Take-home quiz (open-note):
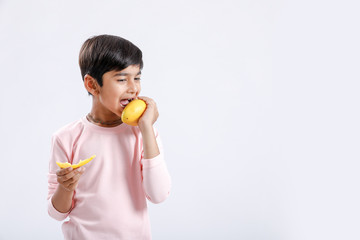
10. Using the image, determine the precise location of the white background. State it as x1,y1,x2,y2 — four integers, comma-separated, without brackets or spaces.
0,0,359,239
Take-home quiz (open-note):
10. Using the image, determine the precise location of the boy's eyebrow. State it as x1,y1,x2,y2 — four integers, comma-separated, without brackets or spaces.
113,71,141,77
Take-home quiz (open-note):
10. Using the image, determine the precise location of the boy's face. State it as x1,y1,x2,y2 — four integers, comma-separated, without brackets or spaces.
93,64,142,118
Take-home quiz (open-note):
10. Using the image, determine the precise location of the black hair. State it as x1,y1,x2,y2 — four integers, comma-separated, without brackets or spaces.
79,34,143,96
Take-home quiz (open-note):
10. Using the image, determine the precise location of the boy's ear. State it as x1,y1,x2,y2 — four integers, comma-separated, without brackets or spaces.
84,74,100,95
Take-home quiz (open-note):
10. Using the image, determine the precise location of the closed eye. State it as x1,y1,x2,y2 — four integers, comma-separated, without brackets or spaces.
117,78,141,82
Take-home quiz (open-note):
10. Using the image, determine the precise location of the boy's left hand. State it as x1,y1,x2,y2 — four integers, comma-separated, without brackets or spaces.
136,96,159,129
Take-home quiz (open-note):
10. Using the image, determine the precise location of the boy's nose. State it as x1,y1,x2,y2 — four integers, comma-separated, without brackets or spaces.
127,80,138,93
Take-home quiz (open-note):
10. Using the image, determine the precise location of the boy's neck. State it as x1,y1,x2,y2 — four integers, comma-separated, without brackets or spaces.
86,113,123,127
88,99,122,127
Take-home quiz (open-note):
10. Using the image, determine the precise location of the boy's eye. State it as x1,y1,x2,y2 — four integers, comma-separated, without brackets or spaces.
117,78,141,82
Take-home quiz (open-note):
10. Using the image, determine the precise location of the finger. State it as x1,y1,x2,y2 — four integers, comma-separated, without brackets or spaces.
69,168,85,183
138,98,155,108
59,169,79,182
75,167,86,175
63,177,76,187
64,173,82,190
56,166,73,176
58,174,71,184
62,168,85,185
57,168,74,184
63,170,84,185
137,96,153,103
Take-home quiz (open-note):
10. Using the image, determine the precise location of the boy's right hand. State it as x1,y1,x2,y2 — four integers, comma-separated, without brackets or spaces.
56,167,85,192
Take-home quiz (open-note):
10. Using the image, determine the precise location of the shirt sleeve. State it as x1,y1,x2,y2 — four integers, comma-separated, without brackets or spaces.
140,129,172,204
47,134,74,221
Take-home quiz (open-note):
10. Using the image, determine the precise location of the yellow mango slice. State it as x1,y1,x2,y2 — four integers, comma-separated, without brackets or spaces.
56,155,96,169
56,162,72,168
121,99,146,126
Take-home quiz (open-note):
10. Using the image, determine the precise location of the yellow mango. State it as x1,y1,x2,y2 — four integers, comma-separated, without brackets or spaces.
121,99,146,126
56,155,96,169
56,162,72,168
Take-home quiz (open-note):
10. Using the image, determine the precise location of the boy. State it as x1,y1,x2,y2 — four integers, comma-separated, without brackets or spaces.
47,34,171,239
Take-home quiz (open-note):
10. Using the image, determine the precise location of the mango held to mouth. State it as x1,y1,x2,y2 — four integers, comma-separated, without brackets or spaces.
121,99,147,126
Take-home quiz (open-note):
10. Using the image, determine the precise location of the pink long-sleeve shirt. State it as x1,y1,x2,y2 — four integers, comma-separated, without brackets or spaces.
47,116,171,240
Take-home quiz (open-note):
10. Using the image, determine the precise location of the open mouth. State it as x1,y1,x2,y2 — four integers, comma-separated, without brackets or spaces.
120,98,135,107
